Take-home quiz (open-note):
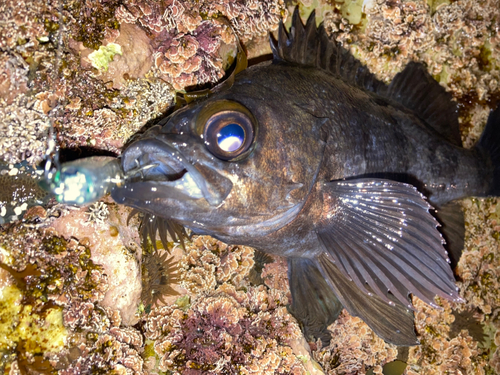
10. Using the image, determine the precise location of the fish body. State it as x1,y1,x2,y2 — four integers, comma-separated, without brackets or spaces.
111,10,500,345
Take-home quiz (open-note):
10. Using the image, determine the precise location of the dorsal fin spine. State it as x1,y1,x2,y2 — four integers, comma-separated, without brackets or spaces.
270,7,462,146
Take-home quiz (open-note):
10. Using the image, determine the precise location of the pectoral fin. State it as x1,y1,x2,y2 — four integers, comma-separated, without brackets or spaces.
317,178,462,311
287,257,343,344
316,253,419,346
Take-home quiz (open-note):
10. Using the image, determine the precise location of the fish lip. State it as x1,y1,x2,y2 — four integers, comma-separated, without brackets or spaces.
121,137,231,206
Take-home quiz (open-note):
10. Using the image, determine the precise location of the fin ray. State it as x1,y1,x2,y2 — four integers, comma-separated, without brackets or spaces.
288,257,343,344
317,253,419,346
435,201,465,270
317,178,462,309
477,105,500,195
272,9,461,145
383,62,461,145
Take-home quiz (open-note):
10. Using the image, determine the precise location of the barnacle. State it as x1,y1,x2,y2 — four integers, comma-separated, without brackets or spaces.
84,201,109,226
141,249,181,308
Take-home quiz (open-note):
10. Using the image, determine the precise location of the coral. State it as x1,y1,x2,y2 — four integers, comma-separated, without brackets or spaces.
116,0,287,89
180,235,255,293
406,297,488,375
0,0,175,162
323,0,434,81
0,0,48,51
457,198,500,316
0,95,51,165
1,1,500,374
0,51,29,105
56,324,146,375
261,255,290,298
0,0,285,162
313,310,398,375
140,235,324,374
144,284,306,374
153,22,227,90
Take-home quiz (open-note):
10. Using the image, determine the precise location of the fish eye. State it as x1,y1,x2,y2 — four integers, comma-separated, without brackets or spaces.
217,123,245,152
200,101,257,161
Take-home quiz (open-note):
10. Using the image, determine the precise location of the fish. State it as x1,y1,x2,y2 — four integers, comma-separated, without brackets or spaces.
51,9,500,346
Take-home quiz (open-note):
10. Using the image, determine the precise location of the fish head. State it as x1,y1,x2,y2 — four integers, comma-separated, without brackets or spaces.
112,71,327,238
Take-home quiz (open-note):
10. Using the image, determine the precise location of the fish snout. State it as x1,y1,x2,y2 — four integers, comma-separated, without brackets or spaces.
120,137,232,206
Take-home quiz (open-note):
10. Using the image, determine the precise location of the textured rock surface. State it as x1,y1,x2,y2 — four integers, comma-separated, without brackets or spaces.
0,0,499,374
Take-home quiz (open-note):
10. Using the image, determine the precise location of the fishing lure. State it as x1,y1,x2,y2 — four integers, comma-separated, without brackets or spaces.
0,162,51,224
42,156,124,205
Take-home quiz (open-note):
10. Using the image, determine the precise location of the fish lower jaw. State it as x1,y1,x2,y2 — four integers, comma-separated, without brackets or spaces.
157,172,204,199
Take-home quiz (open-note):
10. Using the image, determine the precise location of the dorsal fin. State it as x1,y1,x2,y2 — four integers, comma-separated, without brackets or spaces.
270,8,462,146
270,8,385,96
382,63,462,146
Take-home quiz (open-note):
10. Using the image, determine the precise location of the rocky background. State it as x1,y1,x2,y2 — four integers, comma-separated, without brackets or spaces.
0,0,499,374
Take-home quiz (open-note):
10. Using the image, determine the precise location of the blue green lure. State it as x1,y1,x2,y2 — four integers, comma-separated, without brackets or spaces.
42,156,125,205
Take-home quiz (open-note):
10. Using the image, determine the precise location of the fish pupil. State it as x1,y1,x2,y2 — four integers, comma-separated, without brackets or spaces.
216,123,245,152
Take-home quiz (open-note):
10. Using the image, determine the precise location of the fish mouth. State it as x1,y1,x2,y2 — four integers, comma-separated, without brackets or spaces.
119,137,232,206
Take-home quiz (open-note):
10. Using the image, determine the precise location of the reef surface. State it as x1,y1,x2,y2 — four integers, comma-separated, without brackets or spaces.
0,0,499,374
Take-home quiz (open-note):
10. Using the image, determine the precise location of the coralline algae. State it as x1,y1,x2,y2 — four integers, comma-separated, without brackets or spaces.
0,0,499,374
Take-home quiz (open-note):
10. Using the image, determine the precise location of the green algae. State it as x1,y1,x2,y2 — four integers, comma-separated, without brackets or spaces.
0,227,106,372
175,295,191,311
0,285,67,372
88,43,123,72
426,0,451,14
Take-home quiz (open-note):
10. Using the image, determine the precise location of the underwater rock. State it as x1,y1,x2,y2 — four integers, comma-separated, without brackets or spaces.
81,23,153,90
0,0,500,374
180,235,255,294
313,310,398,375
51,199,143,325
116,0,287,90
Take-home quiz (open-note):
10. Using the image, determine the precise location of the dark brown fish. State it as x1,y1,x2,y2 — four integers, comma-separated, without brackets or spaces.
111,10,500,345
